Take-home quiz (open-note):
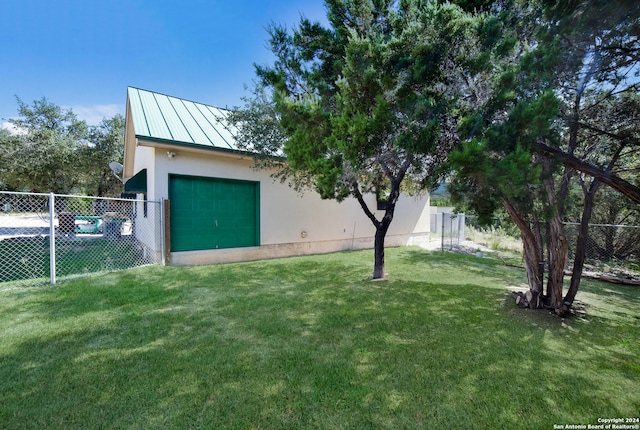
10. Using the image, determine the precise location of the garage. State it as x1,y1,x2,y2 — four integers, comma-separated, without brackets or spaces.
124,87,431,265
169,175,260,252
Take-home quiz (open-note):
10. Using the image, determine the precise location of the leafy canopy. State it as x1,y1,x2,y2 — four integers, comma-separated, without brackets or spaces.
1,97,88,194
252,0,487,204
0,97,125,196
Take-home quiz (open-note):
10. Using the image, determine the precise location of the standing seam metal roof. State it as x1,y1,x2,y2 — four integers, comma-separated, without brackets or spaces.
127,87,239,151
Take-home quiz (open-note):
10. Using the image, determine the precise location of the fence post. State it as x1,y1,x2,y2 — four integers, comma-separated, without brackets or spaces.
441,212,445,252
159,198,165,266
163,199,171,265
49,192,56,285
449,213,454,249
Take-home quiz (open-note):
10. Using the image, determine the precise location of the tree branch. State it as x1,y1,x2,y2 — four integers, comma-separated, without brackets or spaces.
571,120,637,145
352,181,380,228
536,141,640,204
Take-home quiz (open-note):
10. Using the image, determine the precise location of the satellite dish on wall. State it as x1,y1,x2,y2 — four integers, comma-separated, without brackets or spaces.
109,162,124,182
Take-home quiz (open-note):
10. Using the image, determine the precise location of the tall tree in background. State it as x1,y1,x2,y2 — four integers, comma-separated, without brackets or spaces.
0,98,125,196
1,97,87,194
0,128,22,191
536,0,640,308
79,114,125,197
239,0,488,278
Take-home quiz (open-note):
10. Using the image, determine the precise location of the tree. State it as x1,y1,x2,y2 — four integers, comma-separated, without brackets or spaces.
522,0,639,311
79,114,125,197
2,97,88,194
241,0,485,278
0,128,22,191
0,98,126,197
450,90,563,309
226,84,311,191
449,0,640,315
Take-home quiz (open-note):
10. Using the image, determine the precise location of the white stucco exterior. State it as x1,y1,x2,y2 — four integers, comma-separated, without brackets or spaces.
127,141,430,265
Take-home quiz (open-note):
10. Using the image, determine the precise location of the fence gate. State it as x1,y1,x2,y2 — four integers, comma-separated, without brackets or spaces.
0,191,164,288
430,211,466,251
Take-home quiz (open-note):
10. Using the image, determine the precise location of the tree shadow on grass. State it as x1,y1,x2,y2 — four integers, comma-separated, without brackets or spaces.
1,251,638,428
398,247,502,269
394,247,527,292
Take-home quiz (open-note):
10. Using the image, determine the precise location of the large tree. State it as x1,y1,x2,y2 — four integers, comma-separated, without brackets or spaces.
449,0,640,315
1,97,88,194
1,98,126,197
239,0,487,278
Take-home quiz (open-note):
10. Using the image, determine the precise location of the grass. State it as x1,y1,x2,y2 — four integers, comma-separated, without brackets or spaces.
466,225,524,254
0,248,638,429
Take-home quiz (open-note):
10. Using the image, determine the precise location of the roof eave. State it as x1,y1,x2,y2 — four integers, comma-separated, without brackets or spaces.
135,135,254,159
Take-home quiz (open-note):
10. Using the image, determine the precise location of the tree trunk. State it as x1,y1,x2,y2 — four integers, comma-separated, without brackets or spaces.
533,213,545,281
537,154,569,314
546,213,568,312
373,224,388,279
351,179,400,280
372,185,397,279
97,173,107,198
503,199,544,307
564,179,600,308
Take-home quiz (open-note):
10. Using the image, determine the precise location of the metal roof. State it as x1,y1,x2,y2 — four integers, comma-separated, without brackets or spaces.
127,87,239,151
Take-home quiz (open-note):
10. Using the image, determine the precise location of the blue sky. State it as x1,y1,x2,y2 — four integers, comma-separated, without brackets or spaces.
0,0,327,127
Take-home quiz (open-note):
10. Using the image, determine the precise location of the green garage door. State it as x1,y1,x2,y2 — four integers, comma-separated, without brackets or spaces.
169,175,260,252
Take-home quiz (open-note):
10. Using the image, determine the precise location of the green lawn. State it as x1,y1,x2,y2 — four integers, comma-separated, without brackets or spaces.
0,248,638,429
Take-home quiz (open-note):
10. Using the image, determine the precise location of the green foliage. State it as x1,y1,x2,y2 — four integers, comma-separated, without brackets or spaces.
80,115,125,197
0,129,22,191
430,195,453,207
0,98,124,196
2,97,88,193
450,0,639,221
236,0,492,277
450,0,496,12
253,0,482,203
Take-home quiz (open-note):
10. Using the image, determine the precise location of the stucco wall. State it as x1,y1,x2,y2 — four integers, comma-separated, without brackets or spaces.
129,145,159,253
134,143,430,265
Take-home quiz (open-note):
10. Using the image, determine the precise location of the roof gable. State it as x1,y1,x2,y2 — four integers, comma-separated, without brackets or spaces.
127,87,238,151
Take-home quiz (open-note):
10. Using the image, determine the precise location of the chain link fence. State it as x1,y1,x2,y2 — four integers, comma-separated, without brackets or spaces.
564,222,640,273
459,215,639,276
0,191,164,288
